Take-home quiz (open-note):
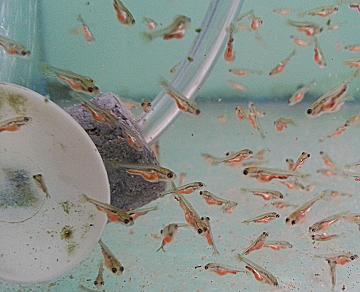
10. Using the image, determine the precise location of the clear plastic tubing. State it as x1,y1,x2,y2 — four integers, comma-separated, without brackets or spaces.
137,0,244,145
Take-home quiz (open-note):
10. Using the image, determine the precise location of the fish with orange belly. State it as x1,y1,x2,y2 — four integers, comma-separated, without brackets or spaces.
199,191,238,213
156,223,188,252
308,212,349,233
0,116,31,133
243,166,308,183
224,24,236,62
274,117,295,132
242,212,280,224
0,35,31,57
143,15,191,41
240,188,284,201
285,193,325,226
204,263,243,276
269,49,296,76
42,64,99,96
201,149,253,167
113,0,135,26
160,182,205,197
99,239,124,275
237,254,279,286
160,79,200,115
108,162,176,183
242,232,269,255
288,80,316,106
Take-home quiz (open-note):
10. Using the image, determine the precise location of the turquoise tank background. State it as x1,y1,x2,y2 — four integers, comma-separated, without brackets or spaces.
39,0,360,101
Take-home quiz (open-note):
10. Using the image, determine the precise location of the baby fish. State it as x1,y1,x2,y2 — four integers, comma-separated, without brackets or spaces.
273,8,291,17
99,239,124,275
143,15,191,41
344,44,360,52
306,82,348,118
319,151,337,169
156,223,187,252
309,212,349,233
161,182,205,196
235,105,248,121
263,241,293,250
319,124,348,142
269,49,296,76
127,206,158,221
325,253,358,289
344,58,360,69
285,158,295,171
229,68,263,77
279,178,314,192
143,17,157,31
291,152,311,171
0,116,31,133
274,117,295,132
81,194,133,225
271,201,297,209
311,233,339,242
317,168,346,178
110,162,176,183
285,194,325,226
250,15,263,31
243,166,308,183
80,100,118,128
201,149,253,167
174,194,207,234
313,37,327,68
42,64,99,95
199,190,238,213
287,20,323,37
94,261,104,288
242,212,280,224
204,263,242,276
141,101,152,113
320,189,353,199
113,0,135,26
290,35,310,48
344,213,360,231
288,80,316,106
345,160,360,170
237,254,279,286
240,188,284,201
32,174,51,199
228,81,247,92
349,3,360,12
201,216,220,255
224,24,236,62
0,35,31,57
160,79,200,115
299,5,339,18
77,14,95,42
242,231,269,255
248,102,266,138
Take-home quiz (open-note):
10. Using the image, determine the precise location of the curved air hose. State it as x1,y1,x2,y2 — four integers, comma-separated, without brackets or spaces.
137,0,245,145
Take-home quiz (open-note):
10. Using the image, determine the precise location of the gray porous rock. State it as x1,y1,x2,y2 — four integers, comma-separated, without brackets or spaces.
66,93,165,210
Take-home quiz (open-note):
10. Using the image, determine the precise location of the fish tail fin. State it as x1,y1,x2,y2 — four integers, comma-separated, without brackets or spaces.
80,193,90,203
142,32,153,42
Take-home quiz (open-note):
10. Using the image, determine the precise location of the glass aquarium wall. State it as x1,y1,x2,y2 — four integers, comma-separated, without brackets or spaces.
1,0,360,292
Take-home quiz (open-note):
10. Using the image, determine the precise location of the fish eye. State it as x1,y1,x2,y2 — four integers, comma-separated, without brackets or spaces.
21,50,28,56
167,172,174,178
243,169,249,175
174,224,178,228
197,228,203,234
160,229,163,234
306,108,313,114
307,153,310,157
203,227,208,232
263,232,268,236
141,102,145,106
344,123,349,127
101,281,104,285
319,151,323,155
201,217,204,220
124,219,129,224
311,235,315,240
24,117,31,122
276,214,280,218
200,183,204,187
195,109,201,115
94,281,98,285
351,255,357,260
285,218,290,223
291,220,296,225
112,267,117,273
119,266,125,272
204,265,209,270
206,217,210,220
199,191,203,195
226,152,230,156
248,150,253,154
88,87,94,92
302,152,305,155
280,194,284,199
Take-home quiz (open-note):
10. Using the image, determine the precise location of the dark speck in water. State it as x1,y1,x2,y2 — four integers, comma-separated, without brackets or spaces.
60,225,74,241
195,28,202,33
187,57,194,62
